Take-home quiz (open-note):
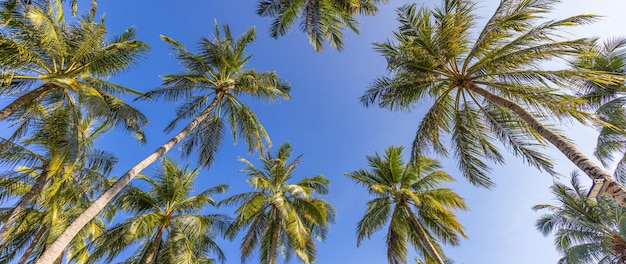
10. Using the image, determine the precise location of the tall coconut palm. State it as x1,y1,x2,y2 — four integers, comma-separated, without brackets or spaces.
534,173,626,263
0,1,148,142
0,109,116,243
221,142,335,264
35,22,290,263
346,146,467,264
361,0,626,205
86,157,229,264
574,38,626,182
257,0,388,51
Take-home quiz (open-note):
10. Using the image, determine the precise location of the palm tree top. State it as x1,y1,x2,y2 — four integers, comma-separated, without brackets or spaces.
534,172,626,263
87,157,229,263
347,146,467,264
363,0,604,110
256,0,389,51
222,142,335,264
360,0,623,188
0,0,150,142
153,22,291,99
138,21,291,167
1,1,148,84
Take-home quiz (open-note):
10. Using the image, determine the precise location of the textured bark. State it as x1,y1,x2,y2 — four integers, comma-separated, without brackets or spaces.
0,170,49,242
53,249,63,264
144,224,165,264
405,205,445,264
467,83,626,207
269,208,280,264
34,93,225,264
0,83,54,121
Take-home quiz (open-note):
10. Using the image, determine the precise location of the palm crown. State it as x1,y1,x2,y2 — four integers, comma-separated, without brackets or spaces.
86,157,229,264
0,1,149,141
347,146,467,264
221,142,335,264
141,22,291,167
534,173,626,263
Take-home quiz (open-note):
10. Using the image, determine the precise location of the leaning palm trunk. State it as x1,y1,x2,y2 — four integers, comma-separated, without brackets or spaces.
0,84,54,121
0,170,49,241
34,93,224,264
144,225,165,264
405,205,445,264
467,83,626,206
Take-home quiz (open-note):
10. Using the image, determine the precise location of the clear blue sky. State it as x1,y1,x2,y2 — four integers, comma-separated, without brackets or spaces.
3,0,626,263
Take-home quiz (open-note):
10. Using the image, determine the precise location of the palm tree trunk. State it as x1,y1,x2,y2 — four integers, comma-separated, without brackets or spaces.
17,227,45,264
53,249,65,264
0,83,54,121
34,92,225,264
404,204,445,264
269,208,280,264
467,83,626,207
144,225,165,264
0,170,49,242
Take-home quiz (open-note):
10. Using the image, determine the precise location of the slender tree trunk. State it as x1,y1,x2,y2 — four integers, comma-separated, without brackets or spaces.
269,208,280,264
0,83,54,121
34,93,225,264
17,227,45,264
404,204,445,264
0,170,49,242
144,224,165,264
467,83,626,207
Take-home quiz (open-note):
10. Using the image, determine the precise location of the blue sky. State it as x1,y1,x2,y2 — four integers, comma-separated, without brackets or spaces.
3,0,626,263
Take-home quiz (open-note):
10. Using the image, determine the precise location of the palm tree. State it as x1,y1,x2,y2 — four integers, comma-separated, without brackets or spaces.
221,142,335,264
35,22,291,263
574,38,626,182
0,144,113,264
346,146,467,264
0,179,109,264
361,0,626,205
534,173,626,263
0,1,148,141
0,109,116,243
86,157,229,264
257,0,388,51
